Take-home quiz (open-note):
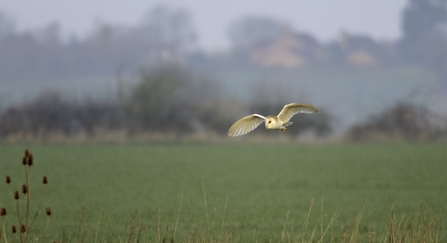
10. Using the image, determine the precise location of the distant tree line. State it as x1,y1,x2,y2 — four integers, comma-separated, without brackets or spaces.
0,91,124,138
0,65,334,140
0,0,446,82
2,64,447,141
0,5,196,81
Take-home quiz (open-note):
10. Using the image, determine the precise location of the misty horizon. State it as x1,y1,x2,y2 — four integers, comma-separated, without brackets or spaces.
1,0,407,51
1,0,446,141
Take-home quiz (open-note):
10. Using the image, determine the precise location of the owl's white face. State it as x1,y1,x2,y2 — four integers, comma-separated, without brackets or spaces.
265,116,279,129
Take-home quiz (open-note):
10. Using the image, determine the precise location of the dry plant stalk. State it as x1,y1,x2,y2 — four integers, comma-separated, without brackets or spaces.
1,149,51,243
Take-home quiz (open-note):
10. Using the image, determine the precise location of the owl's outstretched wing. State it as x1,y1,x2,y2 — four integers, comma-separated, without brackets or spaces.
228,114,266,137
277,103,320,122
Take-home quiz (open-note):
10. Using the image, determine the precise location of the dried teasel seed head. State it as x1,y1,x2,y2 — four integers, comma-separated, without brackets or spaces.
14,191,19,200
24,149,30,158
43,176,48,184
0,207,6,216
6,175,11,184
20,224,26,233
12,225,17,234
22,156,27,165
46,207,52,216
22,184,28,194
28,154,33,166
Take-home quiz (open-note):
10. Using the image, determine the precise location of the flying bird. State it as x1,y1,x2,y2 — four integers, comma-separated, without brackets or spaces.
228,103,320,137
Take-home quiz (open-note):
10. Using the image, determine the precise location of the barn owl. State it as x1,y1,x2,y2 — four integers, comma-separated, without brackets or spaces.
228,103,320,137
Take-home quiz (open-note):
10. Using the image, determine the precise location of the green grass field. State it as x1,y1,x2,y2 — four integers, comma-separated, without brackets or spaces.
1,143,446,242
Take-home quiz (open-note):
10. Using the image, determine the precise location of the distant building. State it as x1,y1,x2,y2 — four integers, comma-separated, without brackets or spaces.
246,30,394,68
248,31,324,68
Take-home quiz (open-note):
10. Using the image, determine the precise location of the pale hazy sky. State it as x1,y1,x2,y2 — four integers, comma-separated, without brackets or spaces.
1,0,407,50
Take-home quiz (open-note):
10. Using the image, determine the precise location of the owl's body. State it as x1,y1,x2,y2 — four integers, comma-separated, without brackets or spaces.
228,103,319,137
264,116,292,131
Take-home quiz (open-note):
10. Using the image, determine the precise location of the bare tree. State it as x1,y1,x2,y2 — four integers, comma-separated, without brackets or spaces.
400,0,447,68
140,4,197,52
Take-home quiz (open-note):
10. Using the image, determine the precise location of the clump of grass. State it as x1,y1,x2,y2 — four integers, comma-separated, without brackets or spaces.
1,149,51,243
385,205,443,243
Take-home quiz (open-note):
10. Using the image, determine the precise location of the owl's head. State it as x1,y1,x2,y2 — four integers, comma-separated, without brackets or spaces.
265,116,278,129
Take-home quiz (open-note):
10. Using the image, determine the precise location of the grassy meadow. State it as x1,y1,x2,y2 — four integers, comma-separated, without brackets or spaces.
1,142,446,242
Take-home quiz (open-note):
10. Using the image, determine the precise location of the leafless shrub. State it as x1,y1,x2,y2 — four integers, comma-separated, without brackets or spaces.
348,102,447,141
0,91,124,138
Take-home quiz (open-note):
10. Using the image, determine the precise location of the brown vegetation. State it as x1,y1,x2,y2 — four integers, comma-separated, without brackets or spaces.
348,102,447,141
